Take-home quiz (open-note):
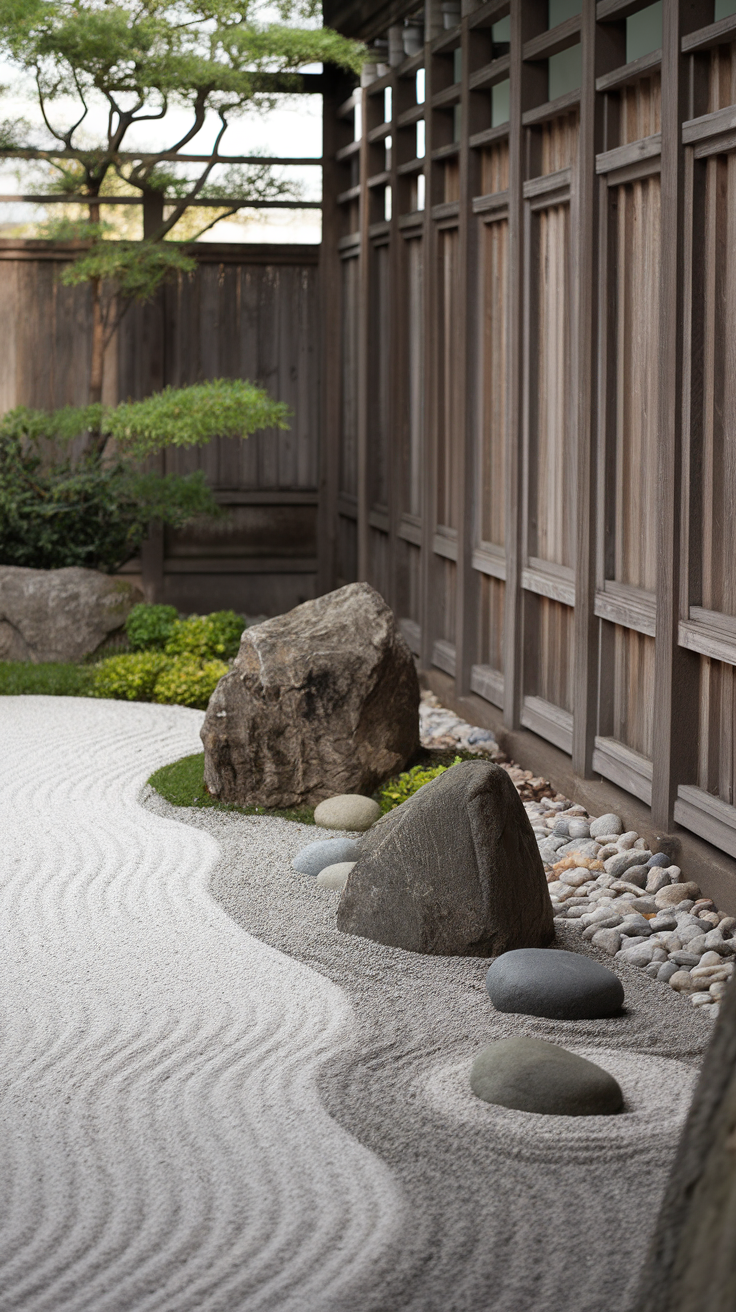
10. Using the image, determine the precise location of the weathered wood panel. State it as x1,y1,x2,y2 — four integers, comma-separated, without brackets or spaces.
479,216,507,550
614,174,660,593
368,240,391,509
436,225,461,532
698,656,736,808
613,624,656,760
403,235,424,519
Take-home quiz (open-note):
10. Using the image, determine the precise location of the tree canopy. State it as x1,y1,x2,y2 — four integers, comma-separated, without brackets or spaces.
0,0,363,242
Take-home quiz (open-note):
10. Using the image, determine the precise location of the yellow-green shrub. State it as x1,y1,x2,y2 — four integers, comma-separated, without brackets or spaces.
91,651,227,709
377,757,462,814
164,611,244,660
91,651,169,701
152,657,228,709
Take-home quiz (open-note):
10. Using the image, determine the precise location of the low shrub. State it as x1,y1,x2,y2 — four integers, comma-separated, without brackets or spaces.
125,603,179,651
164,610,245,661
152,657,228,709
91,650,228,709
377,757,462,814
91,651,169,701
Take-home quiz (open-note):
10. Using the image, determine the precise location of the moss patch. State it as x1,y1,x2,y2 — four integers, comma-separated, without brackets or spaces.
148,751,315,825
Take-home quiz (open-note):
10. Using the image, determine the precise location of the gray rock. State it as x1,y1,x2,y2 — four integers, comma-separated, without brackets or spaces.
591,928,623,955
567,819,591,839
623,866,650,889
646,852,671,868
590,814,623,838
292,837,361,876
0,565,142,663
621,912,653,935
201,582,420,809
604,849,654,878
657,961,679,983
669,951,702,968
655,882,702,908
619,935,652,952
704,929,735,955
646,868,672,894
485,947,624,1020
646,961,661,978
316,861,355,890
314,795,381,831
337,760,554,957
470,1037,624,1116
628,895,658,915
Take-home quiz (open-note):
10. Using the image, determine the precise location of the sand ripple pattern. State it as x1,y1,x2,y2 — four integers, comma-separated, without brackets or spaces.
0,697,401,1312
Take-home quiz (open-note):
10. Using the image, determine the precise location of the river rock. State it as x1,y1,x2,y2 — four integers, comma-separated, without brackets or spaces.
337,759,554,957
470,1037,624,1116
0,565,142,663
655,882,702,908
485,948,624,1019
292,837,361,876
591,928,623,955
605,849,653,878
200,582,420,809
316,861,355,889
646,868,673,894
590,814,623,838
314,795,381,831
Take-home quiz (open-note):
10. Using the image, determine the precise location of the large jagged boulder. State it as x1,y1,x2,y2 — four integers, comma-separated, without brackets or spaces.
200,582,420,809
0,566,142,663
336,759,555,956
633,975,736,1312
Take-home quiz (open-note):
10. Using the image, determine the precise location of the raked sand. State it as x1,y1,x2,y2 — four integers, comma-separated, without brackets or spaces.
0,697,715,1311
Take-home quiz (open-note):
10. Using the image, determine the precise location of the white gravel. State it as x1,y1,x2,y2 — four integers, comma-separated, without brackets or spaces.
0,697,400,1312
0,694,716,1312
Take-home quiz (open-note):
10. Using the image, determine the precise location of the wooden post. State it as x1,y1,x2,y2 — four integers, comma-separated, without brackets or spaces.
651,0,709,829
419,18,439,670
318,68,353,596
453,8,475,697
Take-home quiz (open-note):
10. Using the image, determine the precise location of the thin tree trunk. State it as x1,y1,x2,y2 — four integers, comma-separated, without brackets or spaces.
89,275,104,407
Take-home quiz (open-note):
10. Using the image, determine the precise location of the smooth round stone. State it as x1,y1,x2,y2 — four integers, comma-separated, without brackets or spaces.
485,948,624,1020
292,837,361,876
313,795,381,831
589,813,623,838
647,852,671,868
470,1037,624,1117
316,861,356,890
655,882,702,908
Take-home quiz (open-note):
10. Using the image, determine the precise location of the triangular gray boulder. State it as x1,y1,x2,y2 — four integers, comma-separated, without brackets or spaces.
336,760,554,956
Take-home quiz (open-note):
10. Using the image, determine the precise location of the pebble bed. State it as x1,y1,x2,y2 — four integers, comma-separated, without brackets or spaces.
420,690,731,1020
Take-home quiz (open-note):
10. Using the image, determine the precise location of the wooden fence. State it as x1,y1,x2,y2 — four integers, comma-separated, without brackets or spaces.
0,239,322,618
319,0,736,853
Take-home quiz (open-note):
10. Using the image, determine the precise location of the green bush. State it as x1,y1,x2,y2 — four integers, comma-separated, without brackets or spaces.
0,412,220,573
152,657,228,709
377,757,462,814
91,651,169,701
164,610,245,660
90,650,227,709
125,603,179,651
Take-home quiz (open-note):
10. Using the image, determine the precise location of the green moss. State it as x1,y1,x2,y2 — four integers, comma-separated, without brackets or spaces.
0,661,94,696
148,751,315,824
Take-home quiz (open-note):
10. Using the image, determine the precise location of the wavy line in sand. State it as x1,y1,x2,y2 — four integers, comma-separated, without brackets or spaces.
0,696,402,1312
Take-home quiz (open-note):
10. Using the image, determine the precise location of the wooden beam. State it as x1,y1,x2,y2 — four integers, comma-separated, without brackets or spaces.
651,0,711,829
453,7,475,697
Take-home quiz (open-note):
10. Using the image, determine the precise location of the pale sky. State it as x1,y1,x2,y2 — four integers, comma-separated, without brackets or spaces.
0,49,325,244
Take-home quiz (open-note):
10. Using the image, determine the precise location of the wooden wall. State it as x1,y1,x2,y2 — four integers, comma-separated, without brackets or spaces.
0,241,321,617
322,0,736,860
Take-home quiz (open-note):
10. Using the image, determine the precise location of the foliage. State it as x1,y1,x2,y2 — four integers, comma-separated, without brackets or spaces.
151,656,229,708
147,750,315,824
0,415,220,572
163,610,245,660
377,757,463,815
107,380,291,457
90,650,169,700
90,649,228,707
0,660,94,696
0,0,364,251
58,233,197,301
125,603,179,651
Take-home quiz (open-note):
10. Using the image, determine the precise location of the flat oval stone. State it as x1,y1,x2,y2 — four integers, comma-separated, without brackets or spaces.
292,837,361,876
316,861,355,890
314,795,381,831
470,1037,624,1116
486,948,624,1019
